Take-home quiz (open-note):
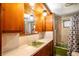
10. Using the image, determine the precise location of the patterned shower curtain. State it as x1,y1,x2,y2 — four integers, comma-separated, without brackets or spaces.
68,14,79,56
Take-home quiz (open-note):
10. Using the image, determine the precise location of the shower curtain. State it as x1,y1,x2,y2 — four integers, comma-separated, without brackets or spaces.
68,14,79,56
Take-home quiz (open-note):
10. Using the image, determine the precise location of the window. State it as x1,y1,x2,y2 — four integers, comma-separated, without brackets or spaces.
63,20,71,28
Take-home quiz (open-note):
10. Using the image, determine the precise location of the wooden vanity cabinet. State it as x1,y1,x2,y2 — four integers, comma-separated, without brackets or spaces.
1,3,24,32
33,40,53,56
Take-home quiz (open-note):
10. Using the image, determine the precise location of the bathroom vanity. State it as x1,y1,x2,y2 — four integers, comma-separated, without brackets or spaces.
33,40,53,56
2,32,53,56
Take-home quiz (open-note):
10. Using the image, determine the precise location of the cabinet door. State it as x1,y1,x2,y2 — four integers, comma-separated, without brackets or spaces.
35,14,54,32
46,14,54,31
35,16,43,32
33,40,53,56
2,3,24,32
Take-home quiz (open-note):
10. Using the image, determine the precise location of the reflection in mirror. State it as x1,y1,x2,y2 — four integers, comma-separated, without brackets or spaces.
24,14,38,35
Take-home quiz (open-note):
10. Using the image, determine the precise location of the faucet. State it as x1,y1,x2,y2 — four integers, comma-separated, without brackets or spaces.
39,32,45,39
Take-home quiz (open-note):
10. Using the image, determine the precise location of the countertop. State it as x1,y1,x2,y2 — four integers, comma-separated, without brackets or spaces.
3,38,53,56
2,32,53,56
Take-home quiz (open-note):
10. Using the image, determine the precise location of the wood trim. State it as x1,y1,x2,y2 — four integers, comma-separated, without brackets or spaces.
43,3,52,14
2,30,21,33
0,3,2,56
20,33,38,36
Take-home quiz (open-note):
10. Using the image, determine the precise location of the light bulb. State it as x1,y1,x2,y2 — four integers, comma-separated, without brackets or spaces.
33,25,35,29
43,10,47,16
30,15,34,20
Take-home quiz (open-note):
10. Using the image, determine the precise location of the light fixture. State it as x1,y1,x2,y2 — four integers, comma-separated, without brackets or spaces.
24,14,30,18
30,15,34,20
42,10,47,31
33,25,35,29
43,10,47,16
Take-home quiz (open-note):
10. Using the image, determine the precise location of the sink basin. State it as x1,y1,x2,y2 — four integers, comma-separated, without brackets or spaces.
31,41,44,47
26,39,44,47
19,35,45,48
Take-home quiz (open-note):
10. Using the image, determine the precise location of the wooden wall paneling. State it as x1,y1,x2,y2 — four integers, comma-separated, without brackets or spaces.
0,3,2,56
35,15,44,32
34,3,44,32
34,3,54,32
2,3,24,32
43,3,54,31
24,3,31,14
46,14,54,31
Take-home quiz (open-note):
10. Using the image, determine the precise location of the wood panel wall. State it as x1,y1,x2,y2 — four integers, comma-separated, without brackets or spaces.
1,3,24,33
46,14,54,31
0,3,2,56
24,3,54,32
34,4,44,32
34,3,54,32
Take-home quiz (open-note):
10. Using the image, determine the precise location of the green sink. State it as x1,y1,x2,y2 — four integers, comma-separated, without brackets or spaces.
32,41,44,47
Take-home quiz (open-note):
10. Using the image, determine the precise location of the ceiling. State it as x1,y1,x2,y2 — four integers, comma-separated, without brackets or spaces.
46,3,79,16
